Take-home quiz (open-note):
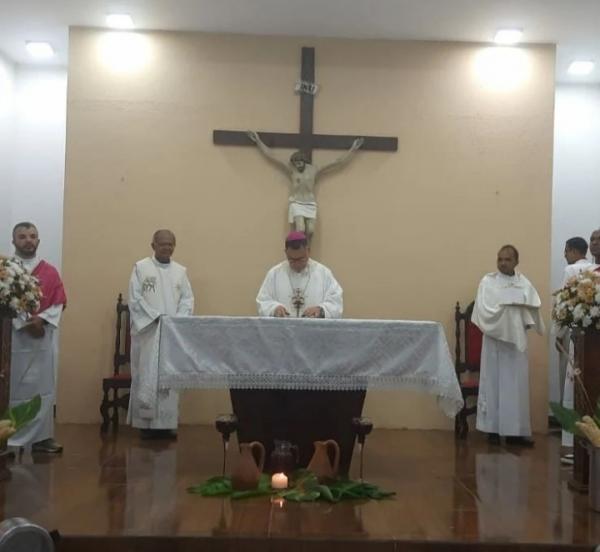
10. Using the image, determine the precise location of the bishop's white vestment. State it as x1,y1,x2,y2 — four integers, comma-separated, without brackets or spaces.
472,271,544,437
127,256,194,429
256,258,343,318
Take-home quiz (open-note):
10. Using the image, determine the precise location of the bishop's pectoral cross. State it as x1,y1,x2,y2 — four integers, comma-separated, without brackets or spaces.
213,47,398,162
291,288,305,318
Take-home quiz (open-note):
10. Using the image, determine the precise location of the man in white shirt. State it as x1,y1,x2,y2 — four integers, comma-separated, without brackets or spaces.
557,237,592,455
472,245,544,447
256,231,343,318
561,237,592,286
127,229,194,440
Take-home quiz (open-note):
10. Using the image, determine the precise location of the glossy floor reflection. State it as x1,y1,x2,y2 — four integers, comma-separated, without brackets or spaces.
0,425,598,551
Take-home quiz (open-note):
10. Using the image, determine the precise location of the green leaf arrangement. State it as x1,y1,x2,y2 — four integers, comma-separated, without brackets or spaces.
550,397,600,438
7,394,42,431
187,469,395,503
0,394,42,441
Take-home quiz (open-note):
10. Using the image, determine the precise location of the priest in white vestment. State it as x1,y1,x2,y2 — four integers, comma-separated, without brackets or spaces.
556,237,593,451
9,222,67,454
256,231,343,318
128,230,194,439
472,245,544,446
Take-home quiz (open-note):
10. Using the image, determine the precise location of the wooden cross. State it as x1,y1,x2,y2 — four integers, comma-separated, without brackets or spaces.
213,47,398,162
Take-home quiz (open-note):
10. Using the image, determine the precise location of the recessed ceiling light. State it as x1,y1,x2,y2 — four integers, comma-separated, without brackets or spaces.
494,29,523,45
568,60,595,76
25,41,54,59
106,14,134,29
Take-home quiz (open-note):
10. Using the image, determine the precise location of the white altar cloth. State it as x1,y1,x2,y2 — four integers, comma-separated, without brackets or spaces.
140,316,463,418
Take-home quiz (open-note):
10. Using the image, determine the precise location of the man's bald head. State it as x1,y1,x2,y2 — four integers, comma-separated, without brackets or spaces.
153,229,176,243
151,229,176,263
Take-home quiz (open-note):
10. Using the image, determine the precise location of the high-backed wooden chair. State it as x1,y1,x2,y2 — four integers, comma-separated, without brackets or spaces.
454,301,483,439
100,294,131,432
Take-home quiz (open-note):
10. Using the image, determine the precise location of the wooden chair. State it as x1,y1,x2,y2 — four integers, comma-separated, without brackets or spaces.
100,294,131,432
454,301,483,439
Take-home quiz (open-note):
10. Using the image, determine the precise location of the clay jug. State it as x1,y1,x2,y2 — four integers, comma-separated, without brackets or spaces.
231,441,265,490
307,439,340,482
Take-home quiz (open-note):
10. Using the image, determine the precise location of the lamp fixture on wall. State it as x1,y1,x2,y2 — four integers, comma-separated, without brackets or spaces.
25,41,54,59
106,14,135,30
568,61,595,76
494,29,523,45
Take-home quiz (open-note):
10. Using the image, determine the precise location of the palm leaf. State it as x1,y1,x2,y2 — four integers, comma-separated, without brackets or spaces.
187,476,232,496
550,401,583,436
3,395,41,431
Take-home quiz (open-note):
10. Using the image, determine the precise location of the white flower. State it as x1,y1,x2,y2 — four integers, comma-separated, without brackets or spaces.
590,306,600,318
583,315,593,328
573,304,585,321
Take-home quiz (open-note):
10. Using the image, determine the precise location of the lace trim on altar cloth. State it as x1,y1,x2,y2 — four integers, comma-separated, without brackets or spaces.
159,373,463,418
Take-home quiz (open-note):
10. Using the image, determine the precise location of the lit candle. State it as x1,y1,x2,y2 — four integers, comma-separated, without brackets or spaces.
271,472,288,489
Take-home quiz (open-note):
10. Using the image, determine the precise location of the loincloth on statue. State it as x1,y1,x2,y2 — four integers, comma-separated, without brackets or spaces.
288,200,317,223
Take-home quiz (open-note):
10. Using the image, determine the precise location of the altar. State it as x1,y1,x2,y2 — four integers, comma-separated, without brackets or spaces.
143,316,462,472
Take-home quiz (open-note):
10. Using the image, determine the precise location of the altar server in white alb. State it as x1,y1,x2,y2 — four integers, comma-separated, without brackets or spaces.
9,222,67,453
472,245,544,447
256,231,343,319
128,229,194,440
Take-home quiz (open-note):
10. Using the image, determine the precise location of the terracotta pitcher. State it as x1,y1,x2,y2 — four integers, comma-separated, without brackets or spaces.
231,441,265,490
307,439,340,482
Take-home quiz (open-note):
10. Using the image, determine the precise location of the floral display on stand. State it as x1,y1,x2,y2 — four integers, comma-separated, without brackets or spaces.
550,269,600,442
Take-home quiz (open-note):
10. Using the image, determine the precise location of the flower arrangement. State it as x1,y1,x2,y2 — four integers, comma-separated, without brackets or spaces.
0,256,41,316
552,270,600,330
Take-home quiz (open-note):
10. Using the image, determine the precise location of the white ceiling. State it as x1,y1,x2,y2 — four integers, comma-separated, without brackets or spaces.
1,0,599,83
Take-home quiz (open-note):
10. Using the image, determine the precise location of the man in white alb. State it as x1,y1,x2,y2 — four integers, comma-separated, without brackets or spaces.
9,222,67,453
473,245,544,447
556,237,592,455
256,231,343,319
128,229,194,439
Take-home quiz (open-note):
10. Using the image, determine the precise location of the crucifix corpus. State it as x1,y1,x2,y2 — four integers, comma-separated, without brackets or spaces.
213,47,398,242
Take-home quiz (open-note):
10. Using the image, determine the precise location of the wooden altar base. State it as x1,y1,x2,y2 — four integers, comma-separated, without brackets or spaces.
1,424,599,552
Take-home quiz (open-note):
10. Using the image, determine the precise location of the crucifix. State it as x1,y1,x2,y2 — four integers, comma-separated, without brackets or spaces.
213,47,398,240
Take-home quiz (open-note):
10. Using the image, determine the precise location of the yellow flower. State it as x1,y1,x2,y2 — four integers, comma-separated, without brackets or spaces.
0,420,16,441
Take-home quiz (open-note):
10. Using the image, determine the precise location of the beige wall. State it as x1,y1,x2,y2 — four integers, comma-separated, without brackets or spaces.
61,28,555,430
